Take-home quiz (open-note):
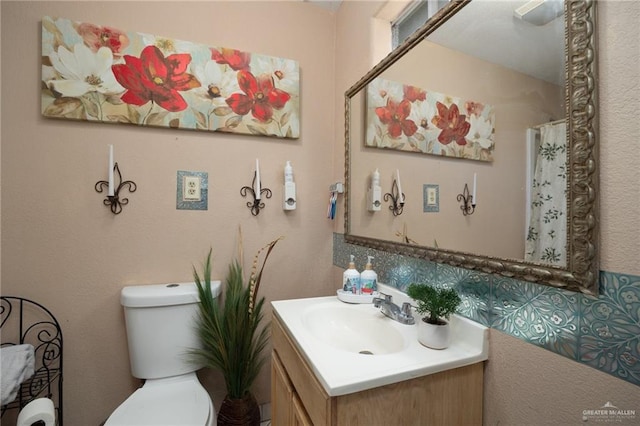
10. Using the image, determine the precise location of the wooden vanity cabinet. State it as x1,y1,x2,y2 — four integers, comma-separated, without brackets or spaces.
272,350,313,425
271,313,484,426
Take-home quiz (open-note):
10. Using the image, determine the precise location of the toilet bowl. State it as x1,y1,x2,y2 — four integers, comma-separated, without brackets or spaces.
105,281,222,425
105,373,214,426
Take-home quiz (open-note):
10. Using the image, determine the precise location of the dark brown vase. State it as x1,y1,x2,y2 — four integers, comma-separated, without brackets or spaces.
217,392,261,426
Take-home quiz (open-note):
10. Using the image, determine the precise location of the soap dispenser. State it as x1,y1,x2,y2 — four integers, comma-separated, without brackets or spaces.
343,255,361,294
360,256,378,294
367,169,382,212
283,161,296,210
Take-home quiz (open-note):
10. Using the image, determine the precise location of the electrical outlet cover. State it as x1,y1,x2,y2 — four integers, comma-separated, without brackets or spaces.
177,171,208,210
423,184,439,212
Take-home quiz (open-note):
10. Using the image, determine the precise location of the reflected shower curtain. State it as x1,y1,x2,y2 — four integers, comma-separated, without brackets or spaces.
524,121,567,266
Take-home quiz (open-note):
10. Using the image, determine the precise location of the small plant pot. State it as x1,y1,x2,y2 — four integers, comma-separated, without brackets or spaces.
417,318,450,349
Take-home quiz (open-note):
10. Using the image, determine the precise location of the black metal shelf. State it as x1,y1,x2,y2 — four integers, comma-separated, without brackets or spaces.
1,297,63,425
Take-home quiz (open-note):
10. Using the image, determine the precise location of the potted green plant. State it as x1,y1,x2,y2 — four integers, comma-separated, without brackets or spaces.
191,234,282,426
406,283,461,349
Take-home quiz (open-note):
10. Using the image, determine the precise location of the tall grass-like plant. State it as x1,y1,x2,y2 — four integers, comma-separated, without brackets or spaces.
191,234,282,403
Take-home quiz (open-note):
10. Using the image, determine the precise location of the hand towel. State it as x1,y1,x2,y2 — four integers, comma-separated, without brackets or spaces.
1,344,35,405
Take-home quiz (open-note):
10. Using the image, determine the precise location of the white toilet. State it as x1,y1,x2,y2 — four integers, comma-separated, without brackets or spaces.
105,281,222,426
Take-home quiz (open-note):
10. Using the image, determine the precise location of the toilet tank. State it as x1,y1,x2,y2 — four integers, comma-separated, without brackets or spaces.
120,281,222,379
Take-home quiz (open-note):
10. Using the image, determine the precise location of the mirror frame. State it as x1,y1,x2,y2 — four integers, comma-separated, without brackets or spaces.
344,0,599,294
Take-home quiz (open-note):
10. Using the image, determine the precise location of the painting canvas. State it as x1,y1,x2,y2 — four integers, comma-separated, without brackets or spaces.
366,77,495,161
41,16,300,139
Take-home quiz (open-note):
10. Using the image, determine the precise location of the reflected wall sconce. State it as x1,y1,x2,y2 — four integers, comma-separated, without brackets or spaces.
241,159,272,216
457,173,477,216
384,169,405,216
95,145,137,215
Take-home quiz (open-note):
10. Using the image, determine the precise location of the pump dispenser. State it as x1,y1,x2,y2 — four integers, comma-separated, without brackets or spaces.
342,255,360,294
367,168,382,212
283,161,296,210
360,256,378,294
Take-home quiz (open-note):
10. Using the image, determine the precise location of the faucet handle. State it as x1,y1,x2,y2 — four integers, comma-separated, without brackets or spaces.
401,302,415,316
379,292,393,302
400,302,416,325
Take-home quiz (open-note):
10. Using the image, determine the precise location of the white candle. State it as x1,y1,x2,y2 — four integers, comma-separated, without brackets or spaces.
108,145,114,197
255,159,261,200
396,169,404,203
472,173,477,205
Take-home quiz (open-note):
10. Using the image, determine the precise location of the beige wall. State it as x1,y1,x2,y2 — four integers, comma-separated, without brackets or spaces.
1,1,337,424
2,0,639,424
335,0,640,424
485,329,639,425
597,0,640,275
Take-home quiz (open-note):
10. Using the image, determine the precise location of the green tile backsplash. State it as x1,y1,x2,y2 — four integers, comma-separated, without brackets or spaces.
333,233,640,387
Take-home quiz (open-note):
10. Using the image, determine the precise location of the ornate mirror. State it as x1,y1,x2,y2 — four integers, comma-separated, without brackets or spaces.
344,0,598,294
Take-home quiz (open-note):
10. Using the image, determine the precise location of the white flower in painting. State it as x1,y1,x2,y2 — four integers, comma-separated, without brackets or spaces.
47,43,124,97
192,60,240,104
252,55,299,95
367,77,403,108
140,33,192,55
42,65,57,83
409,99,439,150
467,114,494,149
409,99,437,132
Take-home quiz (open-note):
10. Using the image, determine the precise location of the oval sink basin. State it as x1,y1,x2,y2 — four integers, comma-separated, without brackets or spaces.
301,304,406,355
273,289,489,396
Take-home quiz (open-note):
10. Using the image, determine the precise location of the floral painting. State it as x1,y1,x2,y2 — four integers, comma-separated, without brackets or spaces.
41,16,300,138
366,77,495,161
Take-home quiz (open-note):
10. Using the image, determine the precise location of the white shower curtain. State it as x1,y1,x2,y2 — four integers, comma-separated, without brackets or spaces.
524,121,567,266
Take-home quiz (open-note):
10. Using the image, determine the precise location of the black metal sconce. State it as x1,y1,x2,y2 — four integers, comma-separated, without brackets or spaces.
240,171,272,216
457,183,476,216
384,179,405,216
95,163,137,215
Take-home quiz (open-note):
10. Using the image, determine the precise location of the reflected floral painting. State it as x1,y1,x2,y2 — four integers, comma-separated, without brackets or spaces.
41,16,300,139
366,77,495,161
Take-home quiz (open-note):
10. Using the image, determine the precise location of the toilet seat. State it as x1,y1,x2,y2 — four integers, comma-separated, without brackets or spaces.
105,373,214,425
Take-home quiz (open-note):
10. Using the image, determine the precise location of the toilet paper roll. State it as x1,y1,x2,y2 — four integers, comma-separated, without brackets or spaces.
16,398,55,426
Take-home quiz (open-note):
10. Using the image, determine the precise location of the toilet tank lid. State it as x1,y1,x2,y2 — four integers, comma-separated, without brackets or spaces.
121,281,222,308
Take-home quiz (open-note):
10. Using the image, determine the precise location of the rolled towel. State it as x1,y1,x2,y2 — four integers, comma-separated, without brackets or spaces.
0,344,35,405
17,397,56,426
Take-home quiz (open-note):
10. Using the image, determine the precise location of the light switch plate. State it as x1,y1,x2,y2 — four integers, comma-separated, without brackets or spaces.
423,184,439,212
177,171,208,210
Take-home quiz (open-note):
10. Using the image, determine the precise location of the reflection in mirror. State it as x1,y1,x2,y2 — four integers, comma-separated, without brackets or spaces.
345,0,598,294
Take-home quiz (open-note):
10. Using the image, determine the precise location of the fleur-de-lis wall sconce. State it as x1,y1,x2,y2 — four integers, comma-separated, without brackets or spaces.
457,173,477,216
384,169,405,216
95,145,137,215
241,159,272,216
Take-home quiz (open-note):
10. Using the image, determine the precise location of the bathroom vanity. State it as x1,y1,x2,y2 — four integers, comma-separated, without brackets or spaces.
271,290,488,425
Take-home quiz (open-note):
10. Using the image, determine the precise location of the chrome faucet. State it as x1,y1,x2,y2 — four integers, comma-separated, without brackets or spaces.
373,293,415,325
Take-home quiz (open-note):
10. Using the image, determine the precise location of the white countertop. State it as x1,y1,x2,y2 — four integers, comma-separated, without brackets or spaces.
271,283,489,397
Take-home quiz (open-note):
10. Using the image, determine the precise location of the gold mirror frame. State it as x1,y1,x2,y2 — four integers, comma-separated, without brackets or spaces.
344,0,598,294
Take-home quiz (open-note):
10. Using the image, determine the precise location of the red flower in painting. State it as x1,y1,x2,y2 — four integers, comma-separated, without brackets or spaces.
226,70,291,122
375,99,418,138
211,48,251,71
431,102,471,145
77,23,129,56
403,84,426,102
465,101,485,117
111,45,201,112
